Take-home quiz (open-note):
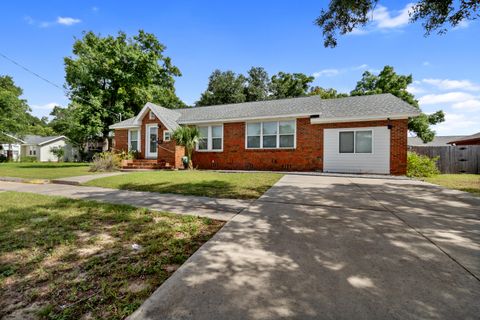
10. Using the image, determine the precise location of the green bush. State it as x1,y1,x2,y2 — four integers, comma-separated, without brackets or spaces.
407,152,440,178
89,152,121,172
20,156,37,163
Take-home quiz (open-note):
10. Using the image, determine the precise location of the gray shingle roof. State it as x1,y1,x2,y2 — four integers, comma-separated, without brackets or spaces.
408,136,466,147
110,93,420,129
447,132,480,144
147,102,181,131
23,135,66,145
176,93,420,123
109,117,137,129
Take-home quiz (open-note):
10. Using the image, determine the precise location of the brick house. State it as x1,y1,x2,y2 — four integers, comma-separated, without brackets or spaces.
109,93,420,175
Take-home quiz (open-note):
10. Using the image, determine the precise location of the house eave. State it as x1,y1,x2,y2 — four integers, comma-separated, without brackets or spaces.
309,114,417,124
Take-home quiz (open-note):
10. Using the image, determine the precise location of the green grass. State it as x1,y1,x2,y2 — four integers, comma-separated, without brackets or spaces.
424,174,480,195
85,170,283,199
0,192,223,320
0,162,94,179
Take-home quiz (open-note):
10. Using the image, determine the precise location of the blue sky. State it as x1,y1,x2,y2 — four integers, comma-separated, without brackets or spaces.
1,0,479,135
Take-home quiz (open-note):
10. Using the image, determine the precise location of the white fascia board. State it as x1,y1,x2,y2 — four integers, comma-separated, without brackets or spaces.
38,136,67,146
178,114,311,125
310,114,417,124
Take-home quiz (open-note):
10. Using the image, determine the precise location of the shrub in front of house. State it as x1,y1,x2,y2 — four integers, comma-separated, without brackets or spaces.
407,152,440,178
20,156,37,163
89,152,121,172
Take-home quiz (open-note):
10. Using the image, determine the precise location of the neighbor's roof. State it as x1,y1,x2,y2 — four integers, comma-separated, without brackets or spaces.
110,93,420,129
408,136,467,147
448,132,480,144
23,135,66,145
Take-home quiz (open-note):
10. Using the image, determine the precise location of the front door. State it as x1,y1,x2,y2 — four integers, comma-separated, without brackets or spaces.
145,124,158,158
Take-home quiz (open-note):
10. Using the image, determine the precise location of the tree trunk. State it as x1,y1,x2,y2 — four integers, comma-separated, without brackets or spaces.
7,143,12,161
187,148,193,170
102,136,109,152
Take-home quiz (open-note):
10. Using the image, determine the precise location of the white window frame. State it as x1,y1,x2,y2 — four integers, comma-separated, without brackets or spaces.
245,120,296,149
163,130,171,142
149,111,155,120
128,129,141,152
338,129,374,154
196,124,224,152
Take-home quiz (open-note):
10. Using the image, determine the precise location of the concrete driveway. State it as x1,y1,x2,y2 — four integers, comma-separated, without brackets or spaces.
129,174,480,320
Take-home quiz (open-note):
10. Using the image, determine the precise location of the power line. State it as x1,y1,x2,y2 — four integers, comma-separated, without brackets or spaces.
0,51,122,121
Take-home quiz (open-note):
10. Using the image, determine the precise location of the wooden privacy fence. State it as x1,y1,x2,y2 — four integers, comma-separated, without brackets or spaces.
409,145,480,174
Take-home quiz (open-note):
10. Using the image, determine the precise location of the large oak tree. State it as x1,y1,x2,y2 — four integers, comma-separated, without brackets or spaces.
63,30,185,149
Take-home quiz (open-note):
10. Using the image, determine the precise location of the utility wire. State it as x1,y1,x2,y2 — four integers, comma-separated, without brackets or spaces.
0,51,122,121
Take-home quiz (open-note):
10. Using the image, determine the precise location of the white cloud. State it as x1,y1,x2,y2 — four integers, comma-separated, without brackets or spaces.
92,6,99,13
452,99,480,111
353,64,368,70
419,92,475,105
372,3,414,29
30,102,59,111
26,16,81,27
454,20,470,30
313,69,340,78
432,112,480,135
422,61,430,66
56,17,81,26
406,85,425,95
422,78,480,91
348,3,414,35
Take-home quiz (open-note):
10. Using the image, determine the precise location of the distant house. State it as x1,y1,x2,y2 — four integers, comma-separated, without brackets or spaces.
448,132,480,145
0,135,78,162
21,135,78,162
0,134,23,161
110,93,420,175
408,135,467,147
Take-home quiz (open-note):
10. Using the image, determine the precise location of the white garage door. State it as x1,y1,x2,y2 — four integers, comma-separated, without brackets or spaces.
323,126,390,174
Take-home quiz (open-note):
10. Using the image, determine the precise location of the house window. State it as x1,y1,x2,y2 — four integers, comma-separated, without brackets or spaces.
163,130,171,142
197,125,223,151
339,130,372,154
149,111,155,120
246,120,295,149
128,129,140,152
29,146,36,156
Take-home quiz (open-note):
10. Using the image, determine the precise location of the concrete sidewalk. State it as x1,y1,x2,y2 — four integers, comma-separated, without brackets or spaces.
51,172,127,185
128,174,480,320
0,181,251,221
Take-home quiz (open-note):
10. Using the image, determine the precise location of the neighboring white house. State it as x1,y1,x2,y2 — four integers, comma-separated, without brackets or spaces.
20,135,78,162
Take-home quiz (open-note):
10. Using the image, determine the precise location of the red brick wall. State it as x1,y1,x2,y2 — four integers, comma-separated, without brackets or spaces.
114,129,128,152
192,118,409,175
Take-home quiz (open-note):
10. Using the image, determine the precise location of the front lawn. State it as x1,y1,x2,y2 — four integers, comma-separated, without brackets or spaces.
0,192,223,320
424,174,480,196
0,162,94,179
85,170,283,199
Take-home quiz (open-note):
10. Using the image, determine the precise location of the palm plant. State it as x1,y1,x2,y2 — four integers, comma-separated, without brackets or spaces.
172,126,200,169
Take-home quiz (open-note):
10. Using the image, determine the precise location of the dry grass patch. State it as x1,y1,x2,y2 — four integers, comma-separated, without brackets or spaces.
0,192,223,320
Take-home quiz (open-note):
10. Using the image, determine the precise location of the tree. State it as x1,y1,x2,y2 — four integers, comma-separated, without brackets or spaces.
196,70,246,106
64,30,184,150
269,72,315,99
0,75,29,143
49,105,91,148
316,0,480,47
309,86,348,99
245,67,270,102
350,66,444,142
50,146,65,162
172,126,200,169
25,114,56,136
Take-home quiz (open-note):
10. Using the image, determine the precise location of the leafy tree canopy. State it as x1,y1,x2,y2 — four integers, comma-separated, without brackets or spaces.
309,86,348,99
350,66,444,142
63,30,185,147
316,0,479,47
269,72,315,99
0,75,30,142
196,68,315,106
196,70,246,106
